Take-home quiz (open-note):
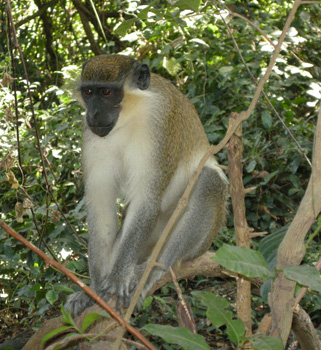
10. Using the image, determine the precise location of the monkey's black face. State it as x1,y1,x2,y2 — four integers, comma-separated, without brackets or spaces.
81,83,123,137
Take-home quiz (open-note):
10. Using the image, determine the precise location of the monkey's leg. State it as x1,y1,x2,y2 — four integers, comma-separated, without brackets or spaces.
140,166,228,302
65,191,118,316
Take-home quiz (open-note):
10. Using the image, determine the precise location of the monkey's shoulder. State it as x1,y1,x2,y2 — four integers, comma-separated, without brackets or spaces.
149,74,185,96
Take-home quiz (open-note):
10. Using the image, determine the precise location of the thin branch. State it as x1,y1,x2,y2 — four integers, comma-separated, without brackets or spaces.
221,4,312,168
226,113,252,336
6,12,22,176
270,90,321,344
15,0,58,27
0,221,157,350
30,207,59,262
228,11,276,48
292,305,321,350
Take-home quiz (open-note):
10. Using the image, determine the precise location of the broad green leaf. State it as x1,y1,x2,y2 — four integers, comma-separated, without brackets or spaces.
226,319,245,345
261,110,272,129
193,291,230,309
41,326,74,346
163,57,181,76
212,245,275,278
258,224,289,269
61,305,79,330
251,336,283,350
54,285,75,293
193,291,231,328
66,259,86,271
113,19,136,35
143,324,210,350
207,309,233,328
137,1,158,20
283,265,321,293
175,0,200,12
194,292,245,345
219,66,234,75
30,283,42,291
81,313,104,332
46,290,58,305
143,295,153,308
262,170,280,185
246,159,256,173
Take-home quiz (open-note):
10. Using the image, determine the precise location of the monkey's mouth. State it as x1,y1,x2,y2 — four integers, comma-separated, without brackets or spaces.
89,124,114,137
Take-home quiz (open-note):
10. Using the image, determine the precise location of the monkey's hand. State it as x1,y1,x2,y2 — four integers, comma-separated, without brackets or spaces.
100,266,143,310
99,274,138,311
64,291,94,317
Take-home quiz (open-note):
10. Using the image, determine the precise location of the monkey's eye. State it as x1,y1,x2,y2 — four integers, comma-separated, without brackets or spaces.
102,89,111,96
84,89,92,96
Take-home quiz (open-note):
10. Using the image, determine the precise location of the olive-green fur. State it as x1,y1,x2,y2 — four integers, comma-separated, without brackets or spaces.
82,55,136,82
147,73,210,194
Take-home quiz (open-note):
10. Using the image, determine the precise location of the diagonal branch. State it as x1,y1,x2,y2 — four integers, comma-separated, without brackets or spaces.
0,221,157,350
270,96,321,345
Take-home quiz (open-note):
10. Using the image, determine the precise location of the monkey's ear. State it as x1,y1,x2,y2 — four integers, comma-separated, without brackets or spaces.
133,63,150,90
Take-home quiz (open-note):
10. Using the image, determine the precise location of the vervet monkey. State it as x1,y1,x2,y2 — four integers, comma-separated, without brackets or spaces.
65,54,228,315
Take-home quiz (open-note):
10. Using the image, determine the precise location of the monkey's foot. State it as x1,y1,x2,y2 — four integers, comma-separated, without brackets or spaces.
100,275,138,311
64,291,94,317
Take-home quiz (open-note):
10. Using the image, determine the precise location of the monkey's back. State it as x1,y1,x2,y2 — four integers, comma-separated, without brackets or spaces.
148,73,212,167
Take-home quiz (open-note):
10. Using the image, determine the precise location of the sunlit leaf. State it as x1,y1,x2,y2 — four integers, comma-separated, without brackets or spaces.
212,245,275,278
283,265,321,293
143,324,210,350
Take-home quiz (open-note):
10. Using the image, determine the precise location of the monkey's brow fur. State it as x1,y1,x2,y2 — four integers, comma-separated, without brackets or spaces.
82,55,136,83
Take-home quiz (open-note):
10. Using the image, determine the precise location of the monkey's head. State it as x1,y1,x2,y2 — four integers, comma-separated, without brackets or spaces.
79,55,150,137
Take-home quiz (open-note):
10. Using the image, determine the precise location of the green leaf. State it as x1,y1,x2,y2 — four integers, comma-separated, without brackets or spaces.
262,170,279,185
193,291,230,309
246,159,256,173
137,1,158,20
163,57,181,76
283,265,321,293
193,292,245,346
175,0,200,12
219,66,234,75
61,305,79,330
30,283,42,291
226,319,245,345
212,245,275,278
41,326,74,346
251,336,283,350
261,110,272,129
193,291,231,328
46,290,58,305
81,313,104,332
259,224,289,269
143,324,210,350
143,295,153,308
113,18,136,35
54,285,75,293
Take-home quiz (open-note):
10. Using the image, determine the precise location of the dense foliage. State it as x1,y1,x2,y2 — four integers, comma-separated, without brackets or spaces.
0,0,320,348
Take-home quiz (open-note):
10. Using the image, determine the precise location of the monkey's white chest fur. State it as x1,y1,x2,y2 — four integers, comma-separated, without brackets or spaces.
83,121,151,205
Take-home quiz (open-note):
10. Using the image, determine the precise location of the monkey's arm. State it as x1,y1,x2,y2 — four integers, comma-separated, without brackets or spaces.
65,172,119,316
101,199,161,309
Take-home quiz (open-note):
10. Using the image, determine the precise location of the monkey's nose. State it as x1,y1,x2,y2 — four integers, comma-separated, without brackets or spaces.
89,123,114,137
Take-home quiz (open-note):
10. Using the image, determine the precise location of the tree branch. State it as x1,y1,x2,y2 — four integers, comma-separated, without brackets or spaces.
270,93,321,344
292,305,321,350
226,113,252,336
0,221,157,350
